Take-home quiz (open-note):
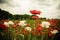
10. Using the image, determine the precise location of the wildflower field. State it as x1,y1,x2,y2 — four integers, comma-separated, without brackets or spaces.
0,9,60,40
0,19,60,40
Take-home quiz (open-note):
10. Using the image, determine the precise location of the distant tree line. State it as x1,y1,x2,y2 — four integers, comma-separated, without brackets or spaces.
0,9,14,20
0,9,46,20
13,14,31,20
0,9,32,20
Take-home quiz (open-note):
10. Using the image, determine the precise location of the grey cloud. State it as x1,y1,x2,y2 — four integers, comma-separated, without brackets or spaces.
0,0,60,19
0,0,20,7
57,4,60,10
0,0,6,3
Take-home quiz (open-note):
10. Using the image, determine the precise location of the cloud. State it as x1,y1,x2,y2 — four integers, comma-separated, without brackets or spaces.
0,0,60,19
0,0,6,3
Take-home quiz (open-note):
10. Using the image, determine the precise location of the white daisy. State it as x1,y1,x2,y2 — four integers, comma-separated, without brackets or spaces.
25,27,32,31
41,21,50,28
8,21,14,25
51,30,58,34
4,22,9,27
19,20,27,26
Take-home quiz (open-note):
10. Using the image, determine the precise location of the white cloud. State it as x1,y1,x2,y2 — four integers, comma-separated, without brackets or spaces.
0,0,60,19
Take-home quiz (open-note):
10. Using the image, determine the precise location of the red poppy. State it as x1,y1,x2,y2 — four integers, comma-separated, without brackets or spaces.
48,32,53,37
31,16,36,18
47,27,53,37
12,24,16,28
57,27,60,31
36,23,41,27
36,23,42,32
48,27,53,31
36,27,42,32
21,28,26,35
36,31,40,37
30,10,41,14
0,24,7,30
47,20,53,26
47,19,58,27
31,16,39,20
35,16,39,20
30,28,35,35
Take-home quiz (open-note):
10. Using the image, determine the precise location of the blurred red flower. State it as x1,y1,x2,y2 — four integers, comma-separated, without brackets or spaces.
30,28,41,37
47,19,58,27
36,23,42,32
47,27,53,37
57,27,60,31
35,23,42,37
31,16,39,20
48,27,53,31
0,24,7,30
36,31,40,37
30,10,41,14
30,28,35,35
12,24,17,28
48,32,53,37
21,28,26,35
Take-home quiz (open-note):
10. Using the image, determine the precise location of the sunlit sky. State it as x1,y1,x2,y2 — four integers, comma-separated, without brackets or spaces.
0,0,60,19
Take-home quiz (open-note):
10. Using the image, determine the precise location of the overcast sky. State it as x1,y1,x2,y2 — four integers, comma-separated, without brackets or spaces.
0,0,60,19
